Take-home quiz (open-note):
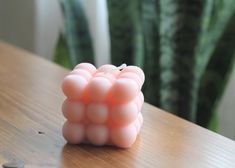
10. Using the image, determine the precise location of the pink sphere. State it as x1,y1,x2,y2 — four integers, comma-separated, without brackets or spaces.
111,102,138,125
62,121,85,144
134,92,144,111
70,69,92,81
86,125,109,146
74,63,96,74
121,66,145,83
139,91,144,103
62,99,85,122
87,77,112,102
118,72,142,87
111,124,137,148
97,64,120,77
138,113,143,125
94,72,116,83
111,78,139,103
134,113,143,132
87,103,108,124
62,75,88,100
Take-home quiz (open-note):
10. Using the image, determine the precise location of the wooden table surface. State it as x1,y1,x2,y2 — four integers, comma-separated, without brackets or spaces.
0,42,235,168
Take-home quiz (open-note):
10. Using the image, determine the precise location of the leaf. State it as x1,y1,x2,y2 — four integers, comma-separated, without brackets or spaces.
60,0,94,67
54,34,72,69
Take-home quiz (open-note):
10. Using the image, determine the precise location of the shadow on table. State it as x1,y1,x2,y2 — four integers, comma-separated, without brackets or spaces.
60,136,142,167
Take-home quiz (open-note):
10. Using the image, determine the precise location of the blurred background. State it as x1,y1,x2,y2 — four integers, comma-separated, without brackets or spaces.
0,0,234,140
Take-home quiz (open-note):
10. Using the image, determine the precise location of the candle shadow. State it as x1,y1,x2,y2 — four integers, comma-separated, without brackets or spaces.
59,136,142,167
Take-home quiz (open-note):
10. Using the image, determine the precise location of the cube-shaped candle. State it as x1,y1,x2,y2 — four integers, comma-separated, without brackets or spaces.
61,63,145,148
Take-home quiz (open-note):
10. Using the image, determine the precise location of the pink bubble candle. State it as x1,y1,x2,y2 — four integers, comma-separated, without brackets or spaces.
61,63,145,148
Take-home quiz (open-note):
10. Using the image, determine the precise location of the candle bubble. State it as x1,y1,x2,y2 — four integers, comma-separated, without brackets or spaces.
62,121,85,144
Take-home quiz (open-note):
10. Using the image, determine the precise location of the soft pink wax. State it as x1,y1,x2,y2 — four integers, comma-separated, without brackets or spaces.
62,63,145,148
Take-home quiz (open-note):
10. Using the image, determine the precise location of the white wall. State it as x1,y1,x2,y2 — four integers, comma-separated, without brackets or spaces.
82,0,110,66
0,0,36,52
0,0,62,60
218,65,235,140
35,0,63,60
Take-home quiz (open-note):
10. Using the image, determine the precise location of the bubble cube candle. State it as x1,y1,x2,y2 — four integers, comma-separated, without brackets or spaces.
62,63,145,148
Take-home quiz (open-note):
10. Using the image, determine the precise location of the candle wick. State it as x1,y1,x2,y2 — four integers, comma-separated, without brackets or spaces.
117,63,127,70
104,63,127,74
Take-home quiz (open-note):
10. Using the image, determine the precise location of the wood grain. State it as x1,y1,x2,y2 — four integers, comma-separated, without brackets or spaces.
0,41,235,168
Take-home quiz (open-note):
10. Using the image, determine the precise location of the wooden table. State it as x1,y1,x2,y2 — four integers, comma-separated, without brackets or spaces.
0,42,234,168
